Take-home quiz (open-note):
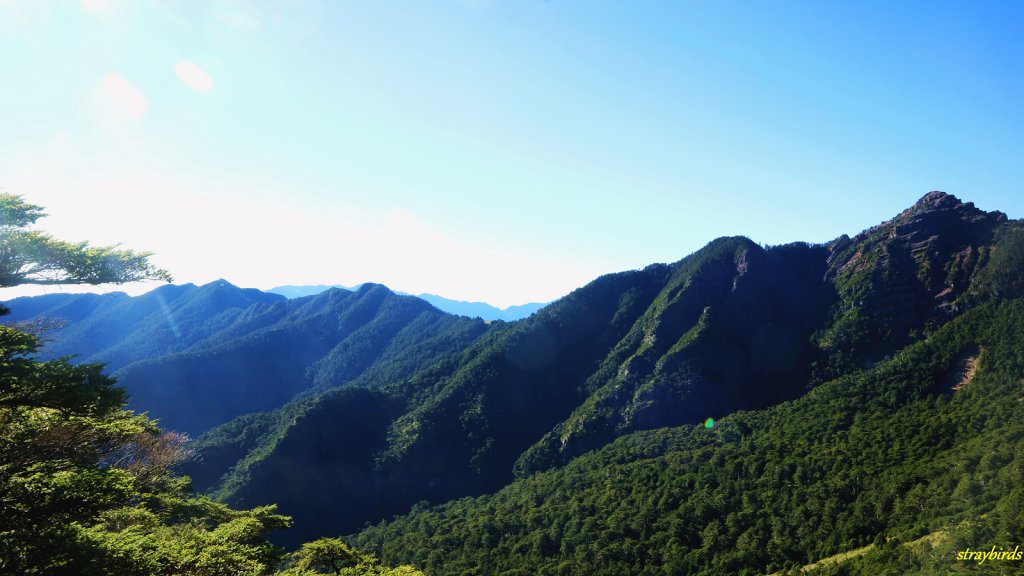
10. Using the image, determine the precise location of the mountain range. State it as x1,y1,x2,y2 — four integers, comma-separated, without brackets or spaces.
3,191,1022,574
268,284,547,321
3,282,491,435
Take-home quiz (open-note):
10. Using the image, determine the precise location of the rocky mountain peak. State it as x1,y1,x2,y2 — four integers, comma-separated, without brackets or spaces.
828,192,1005,267
910,190,962,211
895,190,1004,226
818,192,1014,370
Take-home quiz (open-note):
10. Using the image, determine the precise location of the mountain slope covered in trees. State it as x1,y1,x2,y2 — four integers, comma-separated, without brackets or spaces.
352,299,1024,575
7,191,1021,574
3,280,284,371
5,282,490,435
118,284,490,435
185,192,1022,554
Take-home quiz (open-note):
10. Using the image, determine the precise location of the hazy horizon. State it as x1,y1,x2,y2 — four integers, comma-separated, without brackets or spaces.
1,278,554,309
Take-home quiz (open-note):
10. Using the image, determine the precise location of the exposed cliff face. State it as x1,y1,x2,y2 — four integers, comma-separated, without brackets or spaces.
817,191,1008,372
831,192,1005,287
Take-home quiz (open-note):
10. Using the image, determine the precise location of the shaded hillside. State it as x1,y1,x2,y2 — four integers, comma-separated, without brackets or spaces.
2,280,284,371
201,264,671,547
351,300,1024,576
190,192,1022,548
118,284,489,435
3,281,491,437
515,238,834,474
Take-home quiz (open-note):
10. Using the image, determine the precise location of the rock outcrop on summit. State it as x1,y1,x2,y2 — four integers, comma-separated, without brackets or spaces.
819,191,1016,372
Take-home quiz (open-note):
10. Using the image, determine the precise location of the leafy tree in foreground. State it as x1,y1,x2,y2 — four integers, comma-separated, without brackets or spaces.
0,314,295,574
0,194,283,573
0,193,171,288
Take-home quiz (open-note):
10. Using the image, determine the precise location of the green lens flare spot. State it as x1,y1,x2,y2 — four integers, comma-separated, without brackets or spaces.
704,417,715,429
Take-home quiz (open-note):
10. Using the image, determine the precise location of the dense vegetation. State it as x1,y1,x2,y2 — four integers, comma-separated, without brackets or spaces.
351,300,1024,575
8,191,1022,574
0,326,423,575
175,192,1022,550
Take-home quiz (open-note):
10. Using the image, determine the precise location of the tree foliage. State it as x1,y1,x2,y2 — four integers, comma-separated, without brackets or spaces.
0,321,293,574
0,193,171,288
278,537,425,575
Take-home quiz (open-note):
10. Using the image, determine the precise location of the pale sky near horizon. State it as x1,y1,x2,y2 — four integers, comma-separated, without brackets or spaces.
1,1,1021,307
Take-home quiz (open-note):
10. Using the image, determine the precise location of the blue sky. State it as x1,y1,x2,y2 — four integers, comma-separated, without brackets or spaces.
1,0,1021,306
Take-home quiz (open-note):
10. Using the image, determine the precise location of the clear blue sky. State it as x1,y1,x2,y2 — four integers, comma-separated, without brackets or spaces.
1,1,1021,306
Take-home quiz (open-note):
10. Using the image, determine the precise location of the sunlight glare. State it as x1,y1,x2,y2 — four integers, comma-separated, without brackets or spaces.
174,61,214,93
94,73,148,121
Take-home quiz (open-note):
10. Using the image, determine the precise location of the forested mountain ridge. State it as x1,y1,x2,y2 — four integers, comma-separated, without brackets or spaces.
344,193,1024,575
515,238,834,474
520,191,1018,474
196,264,672,547
4,282,490,435
353,298,1024,576
121,284,490,435
6,191,1019,566
188,191,1022,552
2,279,284,371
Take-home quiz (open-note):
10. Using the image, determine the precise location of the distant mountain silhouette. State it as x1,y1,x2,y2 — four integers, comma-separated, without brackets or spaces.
266,284,348,299
415,293,545,321
268,284,547,320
